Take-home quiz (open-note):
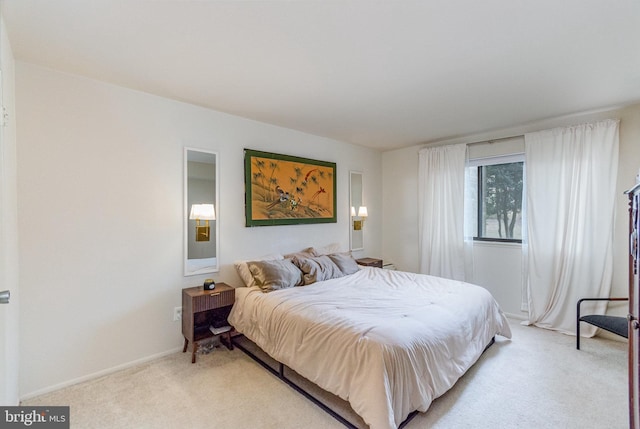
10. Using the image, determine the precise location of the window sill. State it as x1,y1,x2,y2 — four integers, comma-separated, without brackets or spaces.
471,240,523,249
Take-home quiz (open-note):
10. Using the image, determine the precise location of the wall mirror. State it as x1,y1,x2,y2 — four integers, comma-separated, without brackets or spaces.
349,171,364,251
184,148,219,276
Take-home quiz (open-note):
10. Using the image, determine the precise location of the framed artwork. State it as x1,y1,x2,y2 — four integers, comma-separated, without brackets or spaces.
244,149,337,226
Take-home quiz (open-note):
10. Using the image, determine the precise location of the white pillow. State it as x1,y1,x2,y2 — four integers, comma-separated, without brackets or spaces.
234,253,284,287
311,242,342,256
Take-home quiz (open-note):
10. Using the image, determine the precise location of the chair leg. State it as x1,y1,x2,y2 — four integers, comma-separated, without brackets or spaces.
576,299,582,350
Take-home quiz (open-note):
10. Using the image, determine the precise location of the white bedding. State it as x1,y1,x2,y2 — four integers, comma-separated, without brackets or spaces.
228,267,512,429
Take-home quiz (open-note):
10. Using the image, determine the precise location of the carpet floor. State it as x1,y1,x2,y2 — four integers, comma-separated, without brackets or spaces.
22,319,628,428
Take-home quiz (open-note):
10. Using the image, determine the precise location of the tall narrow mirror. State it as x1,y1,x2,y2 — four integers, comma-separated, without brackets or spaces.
350,171,364,251
184,148,219,276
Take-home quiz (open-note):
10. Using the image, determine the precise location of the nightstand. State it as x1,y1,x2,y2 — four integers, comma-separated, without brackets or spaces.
356,257,383,268
182,282,235,363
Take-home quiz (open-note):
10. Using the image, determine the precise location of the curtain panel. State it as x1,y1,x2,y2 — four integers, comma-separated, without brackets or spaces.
418,144,467,281
523,119,620,335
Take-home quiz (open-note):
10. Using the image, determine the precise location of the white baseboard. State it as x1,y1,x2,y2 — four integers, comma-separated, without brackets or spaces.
505,312,527,321
19,346,183,402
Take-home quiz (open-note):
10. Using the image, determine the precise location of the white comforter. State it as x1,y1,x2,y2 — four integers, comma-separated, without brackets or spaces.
228,267,512,429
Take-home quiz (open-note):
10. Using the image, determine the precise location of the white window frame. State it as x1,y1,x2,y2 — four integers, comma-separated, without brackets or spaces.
468,153,525,243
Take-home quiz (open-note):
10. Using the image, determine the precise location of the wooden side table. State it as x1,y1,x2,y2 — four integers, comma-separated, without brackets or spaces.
356,257,383,268
182,282,235,363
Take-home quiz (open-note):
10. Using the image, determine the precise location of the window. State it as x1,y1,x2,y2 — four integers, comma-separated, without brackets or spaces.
467,154,524,243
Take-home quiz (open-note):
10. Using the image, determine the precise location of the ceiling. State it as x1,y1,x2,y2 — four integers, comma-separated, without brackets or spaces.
3,0,640,151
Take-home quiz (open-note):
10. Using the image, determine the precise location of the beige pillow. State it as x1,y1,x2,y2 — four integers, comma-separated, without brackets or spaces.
328,252,359,275
283,247,315,260
247,259,303,292
293,255,344,285
234,253,284,287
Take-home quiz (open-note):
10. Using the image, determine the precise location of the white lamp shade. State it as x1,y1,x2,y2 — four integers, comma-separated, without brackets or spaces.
350,206,356,216
189,204,216,220
357,206,368,217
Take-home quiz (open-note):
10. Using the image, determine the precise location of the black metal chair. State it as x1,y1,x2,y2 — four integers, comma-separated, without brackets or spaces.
576,297,629,350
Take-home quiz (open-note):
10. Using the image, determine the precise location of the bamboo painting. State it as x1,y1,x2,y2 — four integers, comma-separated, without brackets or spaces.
244,149,337,226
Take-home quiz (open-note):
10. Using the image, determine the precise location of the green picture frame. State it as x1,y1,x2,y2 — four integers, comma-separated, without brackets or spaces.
244,149,337,227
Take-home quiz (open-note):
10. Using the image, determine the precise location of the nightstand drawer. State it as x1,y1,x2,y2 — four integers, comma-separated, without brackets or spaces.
192,289,235,312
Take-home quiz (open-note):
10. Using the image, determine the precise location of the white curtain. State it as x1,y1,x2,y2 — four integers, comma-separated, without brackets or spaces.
523,119,619,335
418,143,467,281
463,154,476,282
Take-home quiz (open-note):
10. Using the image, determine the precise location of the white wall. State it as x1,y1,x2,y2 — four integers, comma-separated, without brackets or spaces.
16,63,382,397
0,11,19,405
382,103,640,318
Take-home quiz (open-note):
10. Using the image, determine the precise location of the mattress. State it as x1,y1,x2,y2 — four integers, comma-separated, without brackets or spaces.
228,267,512,429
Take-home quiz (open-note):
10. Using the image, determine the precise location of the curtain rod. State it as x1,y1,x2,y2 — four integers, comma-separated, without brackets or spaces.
422,133,524,149
467,133,524,146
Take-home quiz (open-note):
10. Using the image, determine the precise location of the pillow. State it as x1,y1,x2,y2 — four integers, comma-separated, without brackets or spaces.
247,259,304,292
293,255,344,285
327,252,359,276
234,253,284,287
283,247,315,260
311,242,342,256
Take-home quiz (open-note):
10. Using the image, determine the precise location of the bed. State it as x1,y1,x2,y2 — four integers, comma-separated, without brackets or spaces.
228,256,511,429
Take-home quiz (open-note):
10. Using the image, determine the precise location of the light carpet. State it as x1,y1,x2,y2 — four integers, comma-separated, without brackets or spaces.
22,320,628,428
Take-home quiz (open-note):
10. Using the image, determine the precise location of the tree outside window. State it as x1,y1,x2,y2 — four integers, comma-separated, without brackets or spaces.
477,162,523,241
